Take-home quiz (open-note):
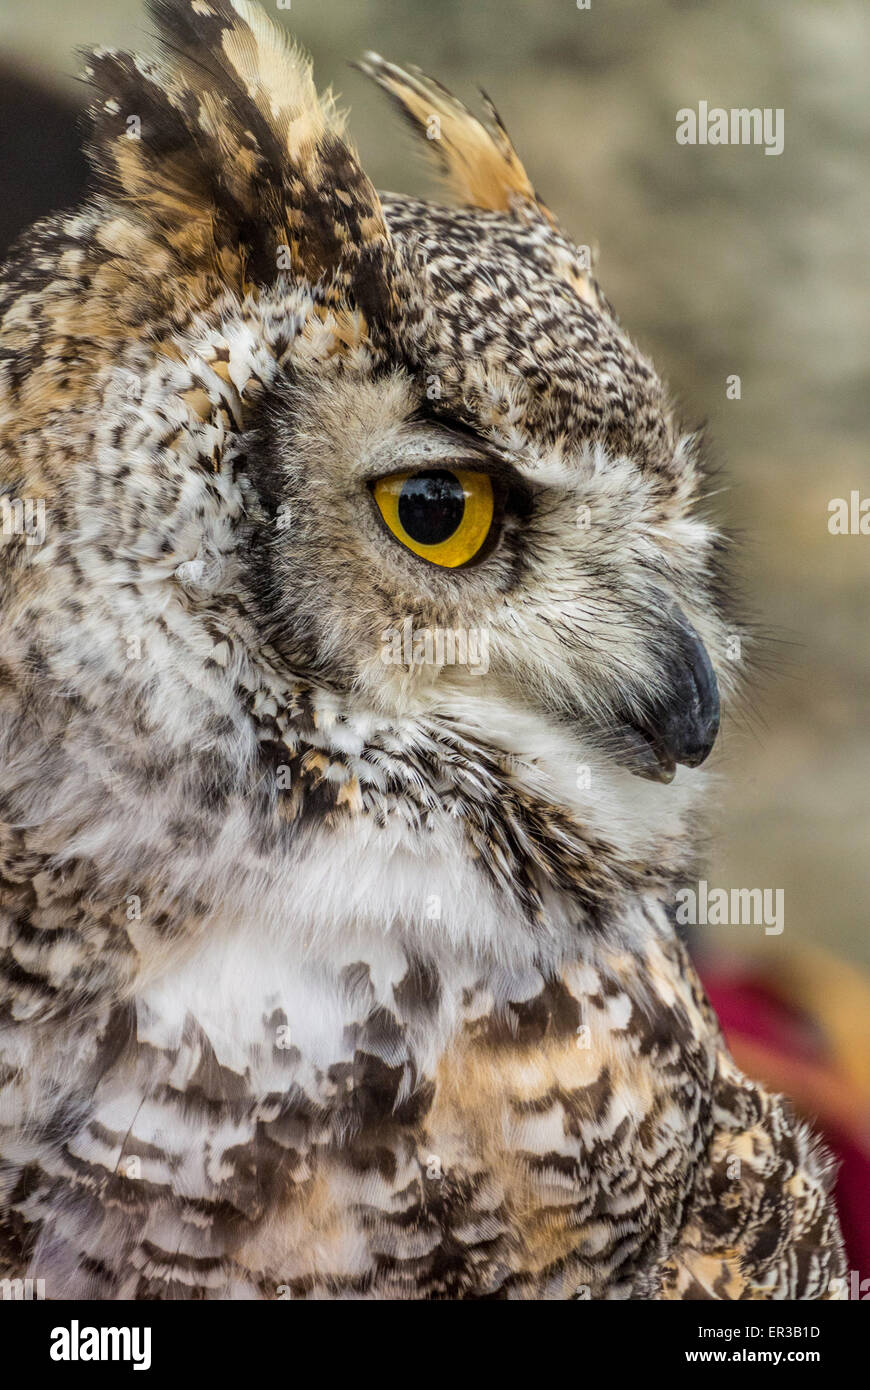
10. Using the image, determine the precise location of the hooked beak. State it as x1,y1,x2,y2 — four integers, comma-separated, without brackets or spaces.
615,601,720,783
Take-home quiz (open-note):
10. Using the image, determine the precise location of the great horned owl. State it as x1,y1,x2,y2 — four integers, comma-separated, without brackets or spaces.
0,0,845,1300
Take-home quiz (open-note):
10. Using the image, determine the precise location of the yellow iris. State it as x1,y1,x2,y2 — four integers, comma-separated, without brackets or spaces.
372,468,495,568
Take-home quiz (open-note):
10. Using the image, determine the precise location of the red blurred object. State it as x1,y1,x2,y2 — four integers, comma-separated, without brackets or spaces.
701,959,870,1293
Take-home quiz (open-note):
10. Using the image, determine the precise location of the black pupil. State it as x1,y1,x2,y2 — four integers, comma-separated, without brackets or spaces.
397,470,465,546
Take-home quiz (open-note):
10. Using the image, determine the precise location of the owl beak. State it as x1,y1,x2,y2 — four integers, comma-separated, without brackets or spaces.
618,603,720,783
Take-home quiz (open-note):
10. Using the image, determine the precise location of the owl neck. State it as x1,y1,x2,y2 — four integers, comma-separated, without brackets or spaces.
126,878,682,1133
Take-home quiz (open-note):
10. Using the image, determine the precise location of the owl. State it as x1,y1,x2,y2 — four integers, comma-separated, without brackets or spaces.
0,0,846,1300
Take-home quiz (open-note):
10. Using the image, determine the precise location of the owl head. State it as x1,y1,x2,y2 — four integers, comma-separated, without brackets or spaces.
1,0,731,964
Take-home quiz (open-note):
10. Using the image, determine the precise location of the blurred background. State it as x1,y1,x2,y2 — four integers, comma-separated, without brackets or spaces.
1,0,868,1275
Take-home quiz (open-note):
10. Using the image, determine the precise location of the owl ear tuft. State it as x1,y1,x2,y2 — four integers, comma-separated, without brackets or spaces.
84,0,396,324
356,53,550,221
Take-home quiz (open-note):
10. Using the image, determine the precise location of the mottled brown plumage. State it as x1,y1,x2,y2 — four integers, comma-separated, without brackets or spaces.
0,0,844,1299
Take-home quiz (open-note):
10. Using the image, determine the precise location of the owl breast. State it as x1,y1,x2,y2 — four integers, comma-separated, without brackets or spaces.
15,866,715,1300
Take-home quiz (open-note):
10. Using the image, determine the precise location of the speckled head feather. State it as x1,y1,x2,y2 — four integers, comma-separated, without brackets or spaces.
356,50,604,314
86,0,398,322
0,0,844,1300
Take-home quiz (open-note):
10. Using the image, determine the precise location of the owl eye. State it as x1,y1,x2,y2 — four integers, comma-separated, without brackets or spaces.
371,468,495,568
